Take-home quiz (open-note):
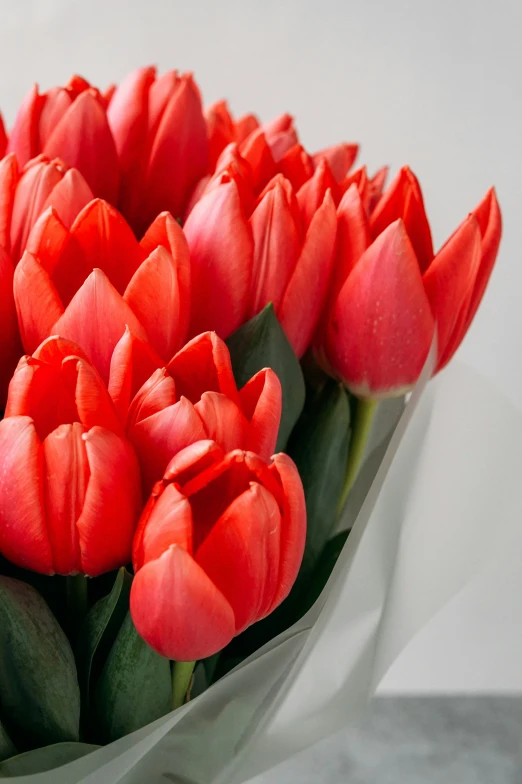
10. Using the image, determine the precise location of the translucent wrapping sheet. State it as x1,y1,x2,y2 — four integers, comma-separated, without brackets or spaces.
13,356,522,784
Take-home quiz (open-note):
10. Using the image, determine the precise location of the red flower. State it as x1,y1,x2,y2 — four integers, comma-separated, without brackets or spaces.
0,154,93,406
126,331,282,492
7,75,119,204
107,67,208,234
130,440,306,661
13,200,190,382
184,171,337,355
0,336,141,575
317,168,502,398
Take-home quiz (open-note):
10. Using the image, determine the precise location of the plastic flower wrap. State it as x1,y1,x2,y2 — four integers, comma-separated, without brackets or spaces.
0,65,502,780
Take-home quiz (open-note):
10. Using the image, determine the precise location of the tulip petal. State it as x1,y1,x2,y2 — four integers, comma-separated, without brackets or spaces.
297,158,338,229
42,168,94,229
32,335,89,365
167,331,239,404
0,247,23,406
124,246,184,359
14,251,64,354
10,160,63,262
44,91,120,203
0,416,52,573
239,368,282,460
268,453,306,611
52,268,147,383
139,212,191,342
239,129,276,193
465,187,502,331
0,154,19,254
312,143,358,183
130,397,207,493
196,483,281,631
144,75,208,227
69,199,145,295
38,88,73,148
325,220,435,397
131,545,236,660
249,180,300,315
42,422,89,574
6,85,42,166
205,100,235,170
369,166,434,272
108,327,164,423
79,426,141,575
25,207,74,281
163,440,224,485
423,215,482,368
278,190,337,357
127,368,177,428
235,113,259,143
133,484,193,571
277,144,314,191
184,179,254,338
63,356,123,435
195,392,249,453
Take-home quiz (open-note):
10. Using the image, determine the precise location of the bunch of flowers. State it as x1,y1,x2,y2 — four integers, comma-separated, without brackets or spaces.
0,66,501,772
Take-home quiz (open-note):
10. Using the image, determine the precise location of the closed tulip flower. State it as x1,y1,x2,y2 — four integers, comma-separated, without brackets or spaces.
0,336,141,575
318,168,502,399
126,331,282,492
13,200,190,382
0,154,93,406
107,67,209,234
7,75,119,203
184,171,337,356
130,439,306,661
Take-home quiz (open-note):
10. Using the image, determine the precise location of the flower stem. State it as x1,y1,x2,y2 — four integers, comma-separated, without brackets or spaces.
66,574,88,633
172,660,195,710
337,397,378,515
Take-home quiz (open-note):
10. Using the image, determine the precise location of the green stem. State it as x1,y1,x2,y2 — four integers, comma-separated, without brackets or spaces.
66,574,88,632
172,660,195,710
337,398,378,515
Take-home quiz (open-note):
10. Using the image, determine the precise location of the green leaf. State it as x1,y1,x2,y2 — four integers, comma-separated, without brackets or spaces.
0,742,99,776
226,303,306,450
0,577,80,749
301,530,349,614
92,613,171,743
288,379,350,582
76,568,131,715
0,719,15,763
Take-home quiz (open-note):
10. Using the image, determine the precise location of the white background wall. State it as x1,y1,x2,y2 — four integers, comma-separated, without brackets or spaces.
1,0,521,692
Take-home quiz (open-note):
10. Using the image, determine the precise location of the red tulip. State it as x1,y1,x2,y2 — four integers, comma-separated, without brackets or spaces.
130,440,306,660
126,331,282,492
13,200,190,382
0,154,93,406
317,170,502,398
0,337,141,575
184,171,337,356
108,67,208,233
7,75,119,204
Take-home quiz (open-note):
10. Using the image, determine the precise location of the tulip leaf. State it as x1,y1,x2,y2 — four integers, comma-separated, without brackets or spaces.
288,379,350,584
226,303,306,450
0,742,99,776
0,719,16,762
76,568,132,716
0,577,80,749
301,529,350,614
92,612,171,743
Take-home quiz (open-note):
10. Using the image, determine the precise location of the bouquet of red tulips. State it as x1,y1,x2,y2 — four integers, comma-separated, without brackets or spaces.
0,66,501,781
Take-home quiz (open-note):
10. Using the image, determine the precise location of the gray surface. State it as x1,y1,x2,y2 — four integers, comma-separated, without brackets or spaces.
255,698,522,783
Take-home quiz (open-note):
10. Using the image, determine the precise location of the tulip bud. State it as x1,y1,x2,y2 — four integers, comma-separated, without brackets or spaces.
130,441,306,661
127,331,282,492
14,200,190,381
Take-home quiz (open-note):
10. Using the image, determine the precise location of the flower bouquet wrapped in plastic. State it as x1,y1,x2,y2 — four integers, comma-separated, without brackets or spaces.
0,66,505,783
